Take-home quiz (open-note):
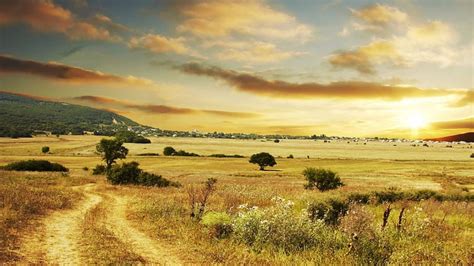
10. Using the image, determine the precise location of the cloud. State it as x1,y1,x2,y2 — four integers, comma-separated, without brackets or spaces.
173,0,313,41
451,91,474,107
430,117,473,130
0,0,121,41
73,95,258,118
332,20,459,74
206,40,303,63
128,34,190,55
176,63,462,100
329,40,404,74
350,4,408,32
0,54,153,86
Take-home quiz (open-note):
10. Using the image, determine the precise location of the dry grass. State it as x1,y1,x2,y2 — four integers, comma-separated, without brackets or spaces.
0,135,472,264
0,170,85,261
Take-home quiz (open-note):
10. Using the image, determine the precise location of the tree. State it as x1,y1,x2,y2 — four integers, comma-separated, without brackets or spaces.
303,167,343,191
249,152,276,170
96,138,128,170
163,146,176,156
41,146,50,154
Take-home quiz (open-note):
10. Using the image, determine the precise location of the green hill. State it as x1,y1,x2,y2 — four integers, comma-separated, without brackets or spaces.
0,91,140,137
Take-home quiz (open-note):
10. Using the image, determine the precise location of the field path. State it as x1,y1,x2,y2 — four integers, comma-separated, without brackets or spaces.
104,193,182,265
19,183,103,264
43,184,103,264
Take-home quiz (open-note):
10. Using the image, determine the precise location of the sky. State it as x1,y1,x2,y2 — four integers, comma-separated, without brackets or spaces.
0,0,473,138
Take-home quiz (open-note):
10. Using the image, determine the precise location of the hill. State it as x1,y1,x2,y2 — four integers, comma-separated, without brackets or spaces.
0,91,139,137
426,132,474,143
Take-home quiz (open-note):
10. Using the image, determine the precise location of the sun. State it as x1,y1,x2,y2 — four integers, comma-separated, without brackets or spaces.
407,113,427,130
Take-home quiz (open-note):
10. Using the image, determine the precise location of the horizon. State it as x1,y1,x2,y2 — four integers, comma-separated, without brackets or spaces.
1,0,473,138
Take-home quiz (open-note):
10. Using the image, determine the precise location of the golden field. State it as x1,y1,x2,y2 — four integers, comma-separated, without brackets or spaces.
0,135,473,264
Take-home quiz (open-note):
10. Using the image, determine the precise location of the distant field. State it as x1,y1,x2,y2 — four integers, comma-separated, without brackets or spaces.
0,135,472,193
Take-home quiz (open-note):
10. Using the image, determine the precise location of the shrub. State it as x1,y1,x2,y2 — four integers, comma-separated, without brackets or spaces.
249,152,276,170
82,166,89,171
233,197,341,252
106,161,179,187
41,146,50,153
115,131,151,143
303,168,344,191
470,153,474,158
373,188,405,204
287,154,294,159
163,146,176,156
137,172,180,187
107,161,142,185
307,198,349,225
188,178,217,220
201,211,233,239
2,160,68,172
347,192,371,204
408,189,439,201
174,150,199,157
274,139,280,143
92,164,106,175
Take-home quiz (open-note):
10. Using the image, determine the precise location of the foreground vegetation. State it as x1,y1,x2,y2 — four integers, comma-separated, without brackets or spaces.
0,135,472,264
0,171,86,261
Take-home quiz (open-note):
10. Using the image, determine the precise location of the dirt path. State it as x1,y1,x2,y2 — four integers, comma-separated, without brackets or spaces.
19,183,182,265
104,193,182,265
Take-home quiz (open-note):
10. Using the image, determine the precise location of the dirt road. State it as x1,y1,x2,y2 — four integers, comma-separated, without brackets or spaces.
19,183,182,265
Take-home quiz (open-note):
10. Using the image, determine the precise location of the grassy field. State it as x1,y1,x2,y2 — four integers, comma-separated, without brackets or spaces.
0,135,472,264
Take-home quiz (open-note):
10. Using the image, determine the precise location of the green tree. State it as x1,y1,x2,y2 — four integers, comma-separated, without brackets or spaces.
249,152,276,170
303,167,343,191
41,146,50,154
96,138,128,170
163,146,176,156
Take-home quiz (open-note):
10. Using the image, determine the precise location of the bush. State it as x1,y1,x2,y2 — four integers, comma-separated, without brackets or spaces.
373,188,405,204
82,166,89,171
233,197,342,252
115,131,151,143
2,160,68,172
287,154,294,159
41,146,50,153
249,152,276,170
209,154,244,158
347,193,371,204
303,168,344,191
92,164,106,175
470,153,474,158
201,211,233,239
163,146,176,156
174,150,199,157
137,172,180,187
106,161,179,187
307,198,349,225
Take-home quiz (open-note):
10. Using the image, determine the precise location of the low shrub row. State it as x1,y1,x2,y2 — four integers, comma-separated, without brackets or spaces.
208,154,244,158
348,189,474,204
2,160,68,172
163,146,199,157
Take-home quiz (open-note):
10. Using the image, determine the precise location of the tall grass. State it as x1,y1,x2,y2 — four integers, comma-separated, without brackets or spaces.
0,171,81,261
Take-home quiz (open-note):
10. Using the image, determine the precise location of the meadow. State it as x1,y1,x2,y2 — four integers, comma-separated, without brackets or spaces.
0,135,472,264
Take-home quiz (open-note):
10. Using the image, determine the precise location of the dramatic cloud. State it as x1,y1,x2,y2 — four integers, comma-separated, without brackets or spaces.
128,34,189,55
350,4,407,32
206,41,303,63
451,91,474,107
173,0,312,41
73,95,258,118
0,55,153,86
333,20,459,74
329,40,404,74
430,117,473,130
176,63,461,100
0,0,121,41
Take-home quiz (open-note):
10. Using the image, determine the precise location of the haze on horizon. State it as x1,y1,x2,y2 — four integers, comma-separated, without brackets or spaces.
0,0,472,139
